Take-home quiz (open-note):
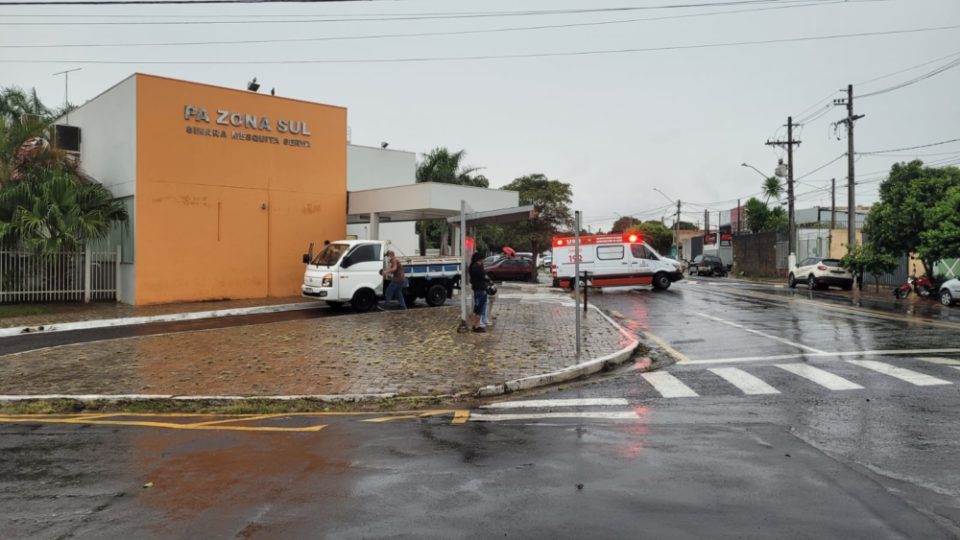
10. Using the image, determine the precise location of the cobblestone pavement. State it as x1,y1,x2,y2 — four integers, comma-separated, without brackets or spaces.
0,297,634,397
0,296,310,329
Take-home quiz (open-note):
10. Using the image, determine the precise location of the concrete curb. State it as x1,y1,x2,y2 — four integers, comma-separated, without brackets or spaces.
0,393,397,403
0,302,324,338
475,304,641,398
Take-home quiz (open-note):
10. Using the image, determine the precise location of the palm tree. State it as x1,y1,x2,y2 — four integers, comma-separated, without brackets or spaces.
0,165,127,254
0,86,127,254
414,147,488,254
762,176,783,203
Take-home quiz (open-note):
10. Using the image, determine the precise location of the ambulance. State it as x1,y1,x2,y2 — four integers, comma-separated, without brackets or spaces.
551,233,684,290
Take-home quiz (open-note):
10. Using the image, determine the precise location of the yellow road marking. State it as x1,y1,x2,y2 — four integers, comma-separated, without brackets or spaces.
640,329,692,364
189,414,286,427
361,410,458,423
452,410,470,424
0,416,326,432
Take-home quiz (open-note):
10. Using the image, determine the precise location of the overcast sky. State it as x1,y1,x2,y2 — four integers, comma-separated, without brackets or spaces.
2,0,959,231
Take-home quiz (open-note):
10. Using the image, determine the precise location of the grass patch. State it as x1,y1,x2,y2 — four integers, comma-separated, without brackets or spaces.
0,305,49,319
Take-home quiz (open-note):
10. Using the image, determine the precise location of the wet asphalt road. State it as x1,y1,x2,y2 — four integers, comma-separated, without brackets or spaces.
3,278,960,539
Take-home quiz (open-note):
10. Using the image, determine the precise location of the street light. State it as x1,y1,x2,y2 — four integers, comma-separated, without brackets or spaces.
740,162,768,180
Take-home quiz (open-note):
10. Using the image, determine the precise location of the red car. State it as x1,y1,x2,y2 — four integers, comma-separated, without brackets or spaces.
485,257,535,282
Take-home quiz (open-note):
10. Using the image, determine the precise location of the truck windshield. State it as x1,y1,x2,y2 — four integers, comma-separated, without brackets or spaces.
311,243,349,266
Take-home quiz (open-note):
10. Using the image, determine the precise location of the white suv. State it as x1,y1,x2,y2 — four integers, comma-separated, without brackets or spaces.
788,257,853,291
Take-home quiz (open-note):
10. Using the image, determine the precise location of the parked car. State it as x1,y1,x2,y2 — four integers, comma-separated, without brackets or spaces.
688,254,726,277
940,278,960,306
788,257,853,290
483,255,503,266
541,254,552,268
485,256,536,282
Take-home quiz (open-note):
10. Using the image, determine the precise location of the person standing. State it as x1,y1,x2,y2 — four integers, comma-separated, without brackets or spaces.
382,250,407,310
469,252,488,333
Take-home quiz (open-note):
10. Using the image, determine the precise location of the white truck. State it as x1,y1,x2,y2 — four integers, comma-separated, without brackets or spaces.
551,233,684,290
301,240,461,312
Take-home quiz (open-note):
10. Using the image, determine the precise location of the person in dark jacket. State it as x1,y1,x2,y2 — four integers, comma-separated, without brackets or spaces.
469,252,488,333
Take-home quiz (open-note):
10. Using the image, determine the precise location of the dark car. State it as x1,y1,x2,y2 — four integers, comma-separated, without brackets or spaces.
485,257,535,282
689,254,726,277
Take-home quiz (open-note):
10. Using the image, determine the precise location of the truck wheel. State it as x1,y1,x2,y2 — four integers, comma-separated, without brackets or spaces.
351,289,377,313
653,273,671,290
426,284,447,307
788,274,796,288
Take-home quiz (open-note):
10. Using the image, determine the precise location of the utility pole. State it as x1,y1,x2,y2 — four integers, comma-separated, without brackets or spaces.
766,116,802,256
737,199,743,234
674,199,681,258
834,85,864,254
704,209,709,235
830,178,836,230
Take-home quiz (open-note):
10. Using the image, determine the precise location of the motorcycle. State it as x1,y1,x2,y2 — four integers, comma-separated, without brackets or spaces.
893,275,938,300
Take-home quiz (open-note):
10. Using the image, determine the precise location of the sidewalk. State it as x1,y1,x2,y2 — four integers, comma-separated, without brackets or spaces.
0,286,640,401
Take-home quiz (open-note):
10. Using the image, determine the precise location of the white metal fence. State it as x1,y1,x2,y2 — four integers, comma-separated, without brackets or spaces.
0,245,121,303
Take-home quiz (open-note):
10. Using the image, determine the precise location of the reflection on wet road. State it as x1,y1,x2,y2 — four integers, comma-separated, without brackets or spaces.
3,278,960,538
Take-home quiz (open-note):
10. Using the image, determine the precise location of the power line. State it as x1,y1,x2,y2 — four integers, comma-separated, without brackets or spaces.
0,1,844,49
857,137,960,155
0,0,366,3
855,49,960,86
856,56,960,99
4,23,956,65
796,153,846,180
0,0,838,23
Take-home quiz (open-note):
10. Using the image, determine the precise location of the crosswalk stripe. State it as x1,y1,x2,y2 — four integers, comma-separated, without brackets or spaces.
920,357,960,366
469,412,639,422
641,372,699,398
846,360,952,386
708,367,781,395
483,398,628,409
776,364,864,390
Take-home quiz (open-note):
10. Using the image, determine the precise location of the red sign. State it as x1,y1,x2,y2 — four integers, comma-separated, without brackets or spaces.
720,233,733,246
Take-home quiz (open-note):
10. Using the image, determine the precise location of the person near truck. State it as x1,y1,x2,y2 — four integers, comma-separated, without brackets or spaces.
469,252,488,333
381,250,407,310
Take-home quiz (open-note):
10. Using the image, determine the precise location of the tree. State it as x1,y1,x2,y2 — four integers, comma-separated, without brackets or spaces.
766,206,788,232
610,216,643,233
918,183,960,279
499,174,572,258
0,86,127,254
0,165,128,254
762,176,783,203
414,147,488,254
840,244,899,292
676,220,698,230
636,221,673,254
864,160,960,276
744,197,769,233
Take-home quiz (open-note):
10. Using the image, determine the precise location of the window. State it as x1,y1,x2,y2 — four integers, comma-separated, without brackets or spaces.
631,244,659,260
312,243,349,266
348,243,381,264
597,245,624,260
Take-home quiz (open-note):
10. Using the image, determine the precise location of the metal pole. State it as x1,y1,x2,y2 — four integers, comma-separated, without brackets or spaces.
115,245,122,303
830,178,837,230
787,116,796,257
83,243,91,304
460,200,467,325
846,84,857,254
53,68,81,125
573,210,581,359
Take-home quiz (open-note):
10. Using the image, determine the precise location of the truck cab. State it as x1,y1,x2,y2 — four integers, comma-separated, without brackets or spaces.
301,240,462,312
302,240,385,312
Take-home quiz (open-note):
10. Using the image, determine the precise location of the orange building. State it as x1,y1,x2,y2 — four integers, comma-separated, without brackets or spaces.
66,74,347,304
